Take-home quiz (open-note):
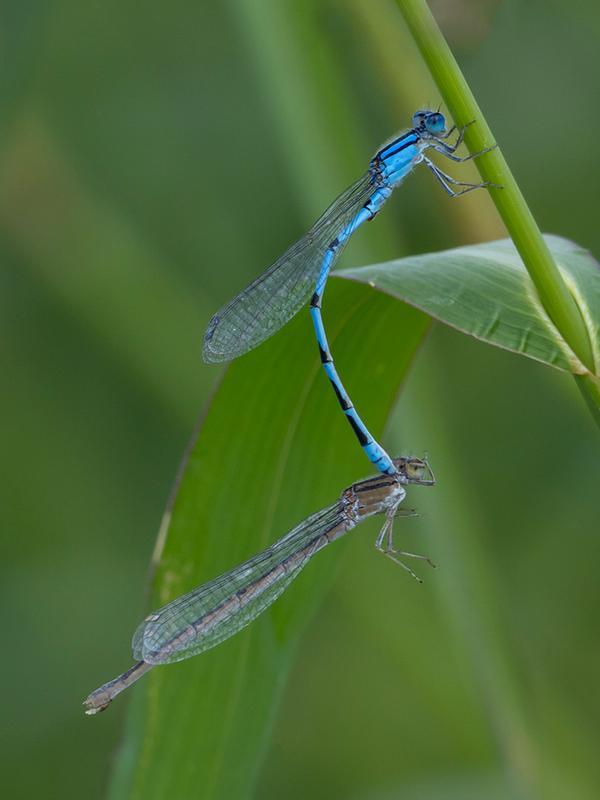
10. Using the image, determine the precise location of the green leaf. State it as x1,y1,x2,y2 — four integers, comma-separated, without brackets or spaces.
339,235,600,377
106,281,429,800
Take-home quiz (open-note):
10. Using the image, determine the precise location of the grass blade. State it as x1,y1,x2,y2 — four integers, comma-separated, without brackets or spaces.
340,235,600,376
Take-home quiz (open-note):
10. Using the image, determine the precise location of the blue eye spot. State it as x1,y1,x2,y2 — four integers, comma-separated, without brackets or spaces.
425,112,446,135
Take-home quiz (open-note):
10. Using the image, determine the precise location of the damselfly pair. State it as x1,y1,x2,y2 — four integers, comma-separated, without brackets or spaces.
85,110,493,712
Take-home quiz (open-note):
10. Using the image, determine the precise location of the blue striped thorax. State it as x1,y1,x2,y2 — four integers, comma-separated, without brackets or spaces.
370,109,448,188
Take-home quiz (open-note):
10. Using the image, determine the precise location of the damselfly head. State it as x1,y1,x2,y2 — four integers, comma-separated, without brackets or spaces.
412,109,446,137
393,455,436,486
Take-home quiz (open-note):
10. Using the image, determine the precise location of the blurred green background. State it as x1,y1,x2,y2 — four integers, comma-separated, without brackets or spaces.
2,0,599,798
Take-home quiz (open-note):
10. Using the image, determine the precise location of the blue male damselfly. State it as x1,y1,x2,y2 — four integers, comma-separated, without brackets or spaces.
204,110,495,474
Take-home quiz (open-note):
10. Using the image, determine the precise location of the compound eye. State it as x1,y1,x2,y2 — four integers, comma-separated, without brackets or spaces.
426,112,446,135
406,459,425,480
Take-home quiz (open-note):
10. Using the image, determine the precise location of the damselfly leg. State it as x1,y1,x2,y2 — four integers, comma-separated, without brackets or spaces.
374,506,435,583
433,119,497,164
422,155,499,198
432,141,496,162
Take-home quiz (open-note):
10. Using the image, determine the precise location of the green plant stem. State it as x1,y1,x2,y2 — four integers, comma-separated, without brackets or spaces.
575,374,600,426
395,0,600,423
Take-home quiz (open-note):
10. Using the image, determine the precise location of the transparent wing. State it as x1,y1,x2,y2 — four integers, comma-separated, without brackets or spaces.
202,173,374,363
133,502,345,664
